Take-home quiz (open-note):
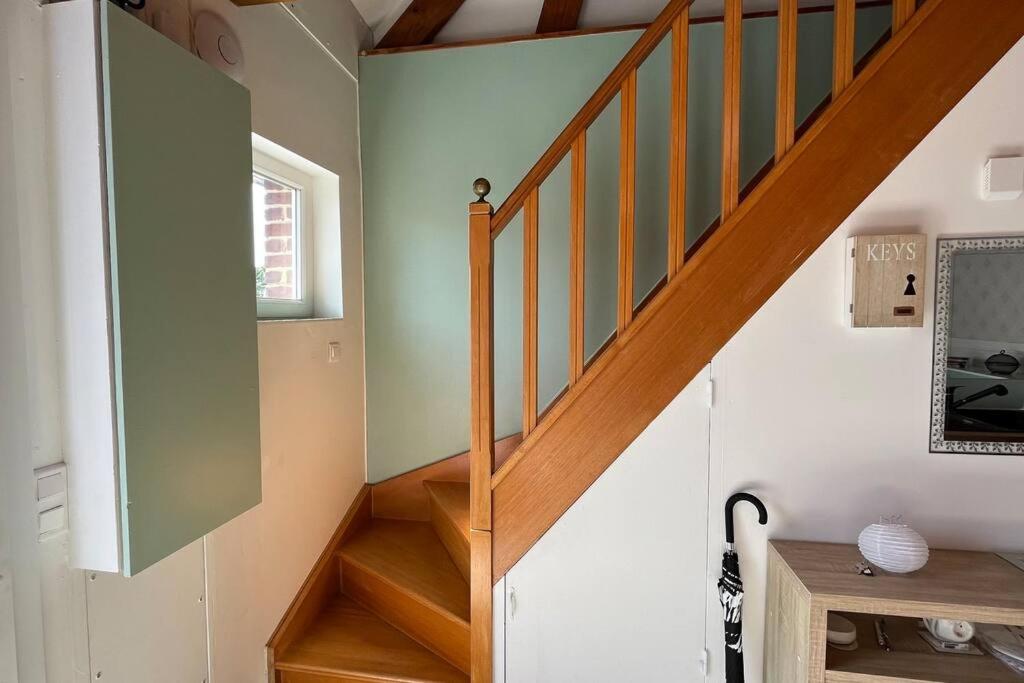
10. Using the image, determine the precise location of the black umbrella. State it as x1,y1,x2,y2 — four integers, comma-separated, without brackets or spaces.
718,492,768,683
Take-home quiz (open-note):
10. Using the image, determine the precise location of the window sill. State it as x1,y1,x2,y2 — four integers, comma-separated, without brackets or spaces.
257,316,344,326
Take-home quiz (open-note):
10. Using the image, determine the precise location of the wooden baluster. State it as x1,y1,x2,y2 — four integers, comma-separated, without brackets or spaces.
617,70,637,335
569,134,586,384
833,0,855,97
667,8,689,280
721,0,741,222
522,187,539,437
775,0,797,162
468,179,493,683
892,0,914,34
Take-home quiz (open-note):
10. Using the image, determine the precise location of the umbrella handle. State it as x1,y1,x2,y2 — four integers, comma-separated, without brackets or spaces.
725,492,768,545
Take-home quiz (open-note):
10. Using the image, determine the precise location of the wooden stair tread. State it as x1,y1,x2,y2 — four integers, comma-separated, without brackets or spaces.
276,595,467,682
340,519,470,623
423,481,469,542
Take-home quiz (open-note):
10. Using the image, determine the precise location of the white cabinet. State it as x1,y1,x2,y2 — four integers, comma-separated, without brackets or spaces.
47,0,261,576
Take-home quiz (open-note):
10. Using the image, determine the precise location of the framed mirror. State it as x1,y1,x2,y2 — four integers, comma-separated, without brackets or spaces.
931,236,1024,454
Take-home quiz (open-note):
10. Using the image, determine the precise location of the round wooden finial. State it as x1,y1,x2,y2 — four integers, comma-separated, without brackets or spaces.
472,177,491,202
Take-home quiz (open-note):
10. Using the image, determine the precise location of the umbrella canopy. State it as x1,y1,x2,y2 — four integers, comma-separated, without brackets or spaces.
719,551,745,682
719,492,768,683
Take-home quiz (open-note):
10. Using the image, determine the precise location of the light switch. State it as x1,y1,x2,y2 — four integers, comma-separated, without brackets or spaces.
328,341,341,364
33,463,68,542
37,471,65,500
38,506,66,536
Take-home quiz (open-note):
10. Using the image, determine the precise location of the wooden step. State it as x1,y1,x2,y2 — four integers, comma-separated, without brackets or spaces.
423,481,470,582
339,519,470,673
275,594,467,683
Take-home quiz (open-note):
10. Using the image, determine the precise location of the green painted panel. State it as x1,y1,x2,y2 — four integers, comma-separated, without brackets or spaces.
101,4,260,575
361,8,891,483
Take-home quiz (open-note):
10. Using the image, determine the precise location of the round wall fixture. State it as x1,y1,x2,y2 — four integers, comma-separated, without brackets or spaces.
194,11,245,83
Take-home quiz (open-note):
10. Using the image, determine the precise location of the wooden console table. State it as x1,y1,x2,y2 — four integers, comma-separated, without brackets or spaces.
765,540,1024,682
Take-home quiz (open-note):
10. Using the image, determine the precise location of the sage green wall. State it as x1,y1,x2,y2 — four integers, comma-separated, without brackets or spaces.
360,8,890,483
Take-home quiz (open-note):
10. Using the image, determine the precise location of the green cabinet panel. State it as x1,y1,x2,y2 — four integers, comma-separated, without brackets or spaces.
100,4,261,576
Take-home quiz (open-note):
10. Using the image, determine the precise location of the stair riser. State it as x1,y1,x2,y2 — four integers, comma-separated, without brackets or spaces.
427,497,470,582
341,559,470,674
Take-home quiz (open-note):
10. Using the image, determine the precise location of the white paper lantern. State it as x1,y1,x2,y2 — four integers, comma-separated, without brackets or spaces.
858,522,929,573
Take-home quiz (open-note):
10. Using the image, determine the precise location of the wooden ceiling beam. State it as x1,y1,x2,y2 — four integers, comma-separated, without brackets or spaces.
537,0,585,34
376,0,467,49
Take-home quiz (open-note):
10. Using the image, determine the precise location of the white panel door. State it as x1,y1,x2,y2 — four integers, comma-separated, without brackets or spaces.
503,367,712,682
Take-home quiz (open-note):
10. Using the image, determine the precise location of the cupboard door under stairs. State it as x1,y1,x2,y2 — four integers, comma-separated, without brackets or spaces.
503,367,710,682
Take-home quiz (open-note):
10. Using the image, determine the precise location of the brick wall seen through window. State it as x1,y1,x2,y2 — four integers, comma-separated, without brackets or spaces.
253,173,299,300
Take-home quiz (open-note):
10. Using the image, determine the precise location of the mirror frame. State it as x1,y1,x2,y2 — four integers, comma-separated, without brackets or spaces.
930,236,1024,455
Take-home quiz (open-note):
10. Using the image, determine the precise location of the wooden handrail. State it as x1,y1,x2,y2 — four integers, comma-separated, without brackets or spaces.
489,0,698,237
468,0,927,676
488,0,1021,585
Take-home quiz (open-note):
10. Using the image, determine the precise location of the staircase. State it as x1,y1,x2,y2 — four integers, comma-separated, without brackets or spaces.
269,1,1024,681
271,479,474,682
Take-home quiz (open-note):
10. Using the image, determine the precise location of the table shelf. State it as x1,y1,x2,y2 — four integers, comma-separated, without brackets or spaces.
825,614,1016,683
765,540,1024,682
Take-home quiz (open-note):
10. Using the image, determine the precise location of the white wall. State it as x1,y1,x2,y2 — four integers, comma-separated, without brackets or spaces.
501,33,1024,683
1,2,84,680
2,1,372,680
705,35,1024,683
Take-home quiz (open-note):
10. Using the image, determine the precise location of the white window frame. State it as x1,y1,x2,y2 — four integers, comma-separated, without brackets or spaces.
253,149,315,319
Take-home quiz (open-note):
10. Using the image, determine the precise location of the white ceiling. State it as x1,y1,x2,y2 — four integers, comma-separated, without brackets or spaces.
353,0,838,47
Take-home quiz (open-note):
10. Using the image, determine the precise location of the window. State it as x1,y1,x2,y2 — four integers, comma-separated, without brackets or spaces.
252,150,314,318
251,134,342,321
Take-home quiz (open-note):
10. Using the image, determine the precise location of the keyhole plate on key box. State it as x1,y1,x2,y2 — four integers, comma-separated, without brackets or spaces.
904,273,917,296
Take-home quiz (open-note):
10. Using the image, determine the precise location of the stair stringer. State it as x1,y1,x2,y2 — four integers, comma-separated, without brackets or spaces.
490,0,1024,580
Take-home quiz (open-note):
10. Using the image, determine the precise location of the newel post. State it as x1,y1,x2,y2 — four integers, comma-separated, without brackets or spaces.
468,177,495,531
468,178,494,683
